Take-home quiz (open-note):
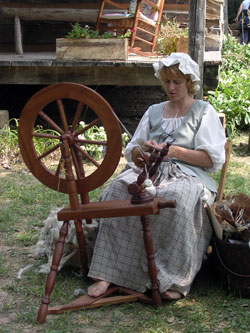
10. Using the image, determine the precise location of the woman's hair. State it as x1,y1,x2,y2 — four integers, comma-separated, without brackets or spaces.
159,64,197,95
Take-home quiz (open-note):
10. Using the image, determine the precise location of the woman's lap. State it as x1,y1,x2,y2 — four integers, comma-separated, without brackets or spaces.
88,166,213,295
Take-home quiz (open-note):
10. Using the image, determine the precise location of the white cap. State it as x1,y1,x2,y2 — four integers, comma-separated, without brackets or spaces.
153,53,200,92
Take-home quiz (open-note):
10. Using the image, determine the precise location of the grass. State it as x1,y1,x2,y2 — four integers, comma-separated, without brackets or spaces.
0,131,249,332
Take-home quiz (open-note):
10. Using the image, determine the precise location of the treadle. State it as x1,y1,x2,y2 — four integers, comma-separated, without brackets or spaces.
47,287,152,314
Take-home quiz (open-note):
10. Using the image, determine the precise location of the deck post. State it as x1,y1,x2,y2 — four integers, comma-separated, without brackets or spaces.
14,16,23,55
188,0,206,99
0,110,9,129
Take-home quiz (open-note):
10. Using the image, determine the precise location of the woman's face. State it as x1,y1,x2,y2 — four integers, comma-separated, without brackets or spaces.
162,76,189,101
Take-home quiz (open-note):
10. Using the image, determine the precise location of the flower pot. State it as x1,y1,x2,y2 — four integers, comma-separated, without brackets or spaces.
176,36,188,53
56,38,128,61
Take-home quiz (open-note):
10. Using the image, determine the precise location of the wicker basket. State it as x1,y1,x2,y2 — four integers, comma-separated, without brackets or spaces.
212,236,250,298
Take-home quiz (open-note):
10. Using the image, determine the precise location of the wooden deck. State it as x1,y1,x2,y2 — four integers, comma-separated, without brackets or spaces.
0,51,221,86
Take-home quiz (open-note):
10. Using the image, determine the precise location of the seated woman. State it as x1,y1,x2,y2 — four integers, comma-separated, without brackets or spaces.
87,53,226,300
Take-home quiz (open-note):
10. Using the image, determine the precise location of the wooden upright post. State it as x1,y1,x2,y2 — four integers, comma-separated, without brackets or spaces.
14,16,23,54
188,0,206,99
224,0,229,35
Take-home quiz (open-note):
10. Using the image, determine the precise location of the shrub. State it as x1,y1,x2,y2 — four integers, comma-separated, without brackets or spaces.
207,35,250,136
156,16,188,55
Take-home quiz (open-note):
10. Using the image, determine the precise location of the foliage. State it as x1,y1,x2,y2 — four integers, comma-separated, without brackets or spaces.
0,119,130,166
156,16,188,55
65,23,131,40
66,23,113,39
220,34,250,72
207,35,250,136
79,121,129,160
0,119,20,166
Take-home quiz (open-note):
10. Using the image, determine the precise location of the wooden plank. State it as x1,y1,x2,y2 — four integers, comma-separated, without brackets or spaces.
56,38,128,61
0,64,160,86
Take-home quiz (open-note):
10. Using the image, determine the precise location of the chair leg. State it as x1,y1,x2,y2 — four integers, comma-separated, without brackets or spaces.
74,219,89,277
37,221,69,323
140,215,161,306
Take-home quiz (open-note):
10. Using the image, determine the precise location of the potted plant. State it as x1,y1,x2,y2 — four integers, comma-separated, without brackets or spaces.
56,23,129,61
156,16,188,55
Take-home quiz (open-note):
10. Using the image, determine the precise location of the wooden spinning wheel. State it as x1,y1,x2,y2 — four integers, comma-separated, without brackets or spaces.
18,82,123,194
18,83,176,324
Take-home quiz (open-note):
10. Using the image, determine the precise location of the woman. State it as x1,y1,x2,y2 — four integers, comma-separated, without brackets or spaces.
235,0,250,44
87,53,226,300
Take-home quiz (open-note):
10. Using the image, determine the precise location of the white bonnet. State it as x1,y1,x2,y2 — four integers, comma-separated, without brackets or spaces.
153,53,200,92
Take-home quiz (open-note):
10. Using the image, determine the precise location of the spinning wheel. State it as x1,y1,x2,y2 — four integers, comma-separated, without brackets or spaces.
18,82,122,194
18,83,176,324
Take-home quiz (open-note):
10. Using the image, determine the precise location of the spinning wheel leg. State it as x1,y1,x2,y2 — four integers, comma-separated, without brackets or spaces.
141,215,161,306
74,219,88,277
37,221,69,323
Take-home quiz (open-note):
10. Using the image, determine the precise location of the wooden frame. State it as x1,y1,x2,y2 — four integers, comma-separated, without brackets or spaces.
96,0,165,53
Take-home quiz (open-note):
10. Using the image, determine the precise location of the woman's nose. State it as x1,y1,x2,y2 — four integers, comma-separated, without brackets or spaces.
168,81,176,90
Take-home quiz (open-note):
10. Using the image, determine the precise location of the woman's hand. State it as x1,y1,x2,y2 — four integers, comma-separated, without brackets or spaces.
141,140,168,152
131,141,167,167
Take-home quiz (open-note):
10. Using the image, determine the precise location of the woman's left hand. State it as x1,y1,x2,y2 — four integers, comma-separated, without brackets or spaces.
165,145,213,169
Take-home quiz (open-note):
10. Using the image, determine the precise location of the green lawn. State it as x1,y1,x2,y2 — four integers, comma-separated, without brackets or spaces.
0,132,249,333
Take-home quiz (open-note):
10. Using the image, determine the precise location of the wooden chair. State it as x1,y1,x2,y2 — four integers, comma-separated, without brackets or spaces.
18,82,176,324
215,140,232,202
96,0,165,53
206,139,232,241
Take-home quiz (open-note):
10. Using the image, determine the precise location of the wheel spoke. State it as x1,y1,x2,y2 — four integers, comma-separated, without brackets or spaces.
71,146,82,179
57,99,69,132
71,102,84,132
76,138,107,146
74,144,100,167
55,160,62,177
39,110,64,135
32,133,61,140
38,143,61,160
75,118,101,137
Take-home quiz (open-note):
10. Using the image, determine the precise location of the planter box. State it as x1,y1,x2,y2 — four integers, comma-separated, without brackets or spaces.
56,38,128,61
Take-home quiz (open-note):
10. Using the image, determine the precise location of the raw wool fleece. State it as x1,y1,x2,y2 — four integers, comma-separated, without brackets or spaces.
34,206,98,274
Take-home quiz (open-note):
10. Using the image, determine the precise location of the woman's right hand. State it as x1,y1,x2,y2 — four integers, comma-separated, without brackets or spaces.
141,140,167,152
131,141,167,167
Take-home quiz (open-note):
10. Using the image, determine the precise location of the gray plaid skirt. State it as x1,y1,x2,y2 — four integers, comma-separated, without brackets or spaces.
88,162,213,296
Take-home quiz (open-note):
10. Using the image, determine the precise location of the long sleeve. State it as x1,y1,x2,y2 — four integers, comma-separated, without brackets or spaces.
124,110,150,162
194,103,226,172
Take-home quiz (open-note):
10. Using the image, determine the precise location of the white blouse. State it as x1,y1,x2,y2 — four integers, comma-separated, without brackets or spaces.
124,101,226,173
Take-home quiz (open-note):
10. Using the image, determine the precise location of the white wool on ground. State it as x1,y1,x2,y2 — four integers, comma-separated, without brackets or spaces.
34,206,98,274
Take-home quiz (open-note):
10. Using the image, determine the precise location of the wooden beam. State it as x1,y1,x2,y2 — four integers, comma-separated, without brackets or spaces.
1,8,105,22
0,65,160,86
188,0,206,99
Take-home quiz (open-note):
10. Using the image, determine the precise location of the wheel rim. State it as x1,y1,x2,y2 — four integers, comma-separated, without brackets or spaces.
18,82,122,194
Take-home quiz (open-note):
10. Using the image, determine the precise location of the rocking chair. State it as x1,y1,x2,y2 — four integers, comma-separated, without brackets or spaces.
18,82,176,323
96,0,165,54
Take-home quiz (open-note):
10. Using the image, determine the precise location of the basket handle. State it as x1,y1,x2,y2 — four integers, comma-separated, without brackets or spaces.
213,238,250,278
